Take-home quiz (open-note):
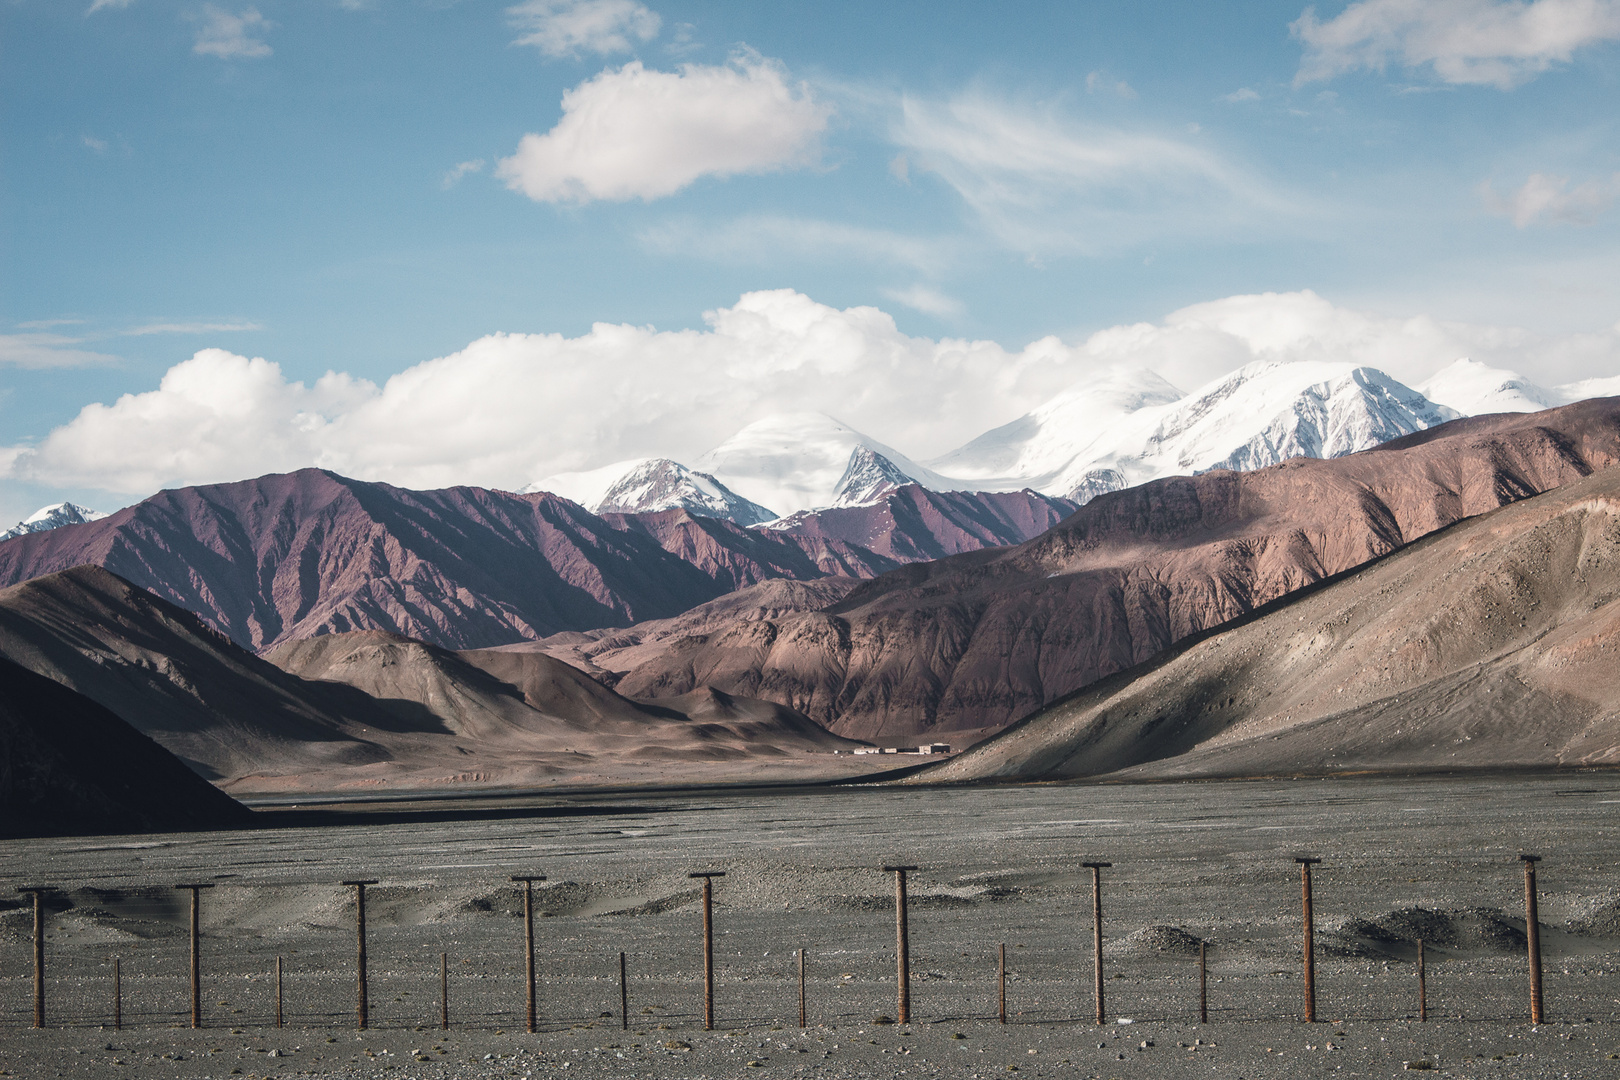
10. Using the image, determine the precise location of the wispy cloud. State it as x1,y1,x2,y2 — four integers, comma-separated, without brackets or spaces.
1482,171,1620,226
82,135,110,153
1222,87,1261,102
1084,70,1137,98
119,321,263,337
192,5,273,60
882,284,964,318
508,0,661,58
0,334,119,369
639,215,959,274
497,53,830,203
1293,0,1620,89
86,0,136,14
891,91,1293,256
442,159,486,189
16,319,86,331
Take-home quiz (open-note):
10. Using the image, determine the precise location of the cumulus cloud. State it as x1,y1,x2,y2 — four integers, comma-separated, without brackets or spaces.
891,92,1290,255
8,290,1619,501
508,0,661,57
192,5,272,60
1482,171,1620,225
0,334,119,369
1293,0,1620,89
496,54,830,203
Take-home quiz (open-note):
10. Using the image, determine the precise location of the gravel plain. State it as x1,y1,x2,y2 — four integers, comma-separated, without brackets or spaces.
3,772,1620,1079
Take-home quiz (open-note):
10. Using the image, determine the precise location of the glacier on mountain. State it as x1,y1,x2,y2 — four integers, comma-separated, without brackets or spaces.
1,502,108,542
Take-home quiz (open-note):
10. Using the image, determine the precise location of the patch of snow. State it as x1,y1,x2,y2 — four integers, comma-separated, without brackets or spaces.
1,502,107,542
1418,358,1557,416
526,457,776,525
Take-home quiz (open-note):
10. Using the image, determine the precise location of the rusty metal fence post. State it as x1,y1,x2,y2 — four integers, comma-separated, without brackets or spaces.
998,943,1007,1024
1520,855,1544,1024
1198,941,1207,1024
797,948,806,1029
17,886,48,1029
1295,857,1322,1023
621,951,630,1031
1417,938,1426,1022
113,956,121,1031
511,875,547,1034
174,883,215,1029
276,956,284,1029
1082,862,1110,1024
342,880,378,1029
688,871,726,1030
441,952,449,1030
883,866,917,1024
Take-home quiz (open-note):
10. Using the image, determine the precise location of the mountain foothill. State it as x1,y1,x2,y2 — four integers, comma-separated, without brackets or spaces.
5,356,1620,830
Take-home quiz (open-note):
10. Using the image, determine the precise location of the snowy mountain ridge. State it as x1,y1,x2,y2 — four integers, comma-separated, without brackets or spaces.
1,502,107,542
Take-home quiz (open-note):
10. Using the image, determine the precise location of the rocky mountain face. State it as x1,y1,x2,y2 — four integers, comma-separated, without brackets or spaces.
918,461,1620,784
0,469,1067,654
608,398,1620,741
553,457,777,525
0,654,251,838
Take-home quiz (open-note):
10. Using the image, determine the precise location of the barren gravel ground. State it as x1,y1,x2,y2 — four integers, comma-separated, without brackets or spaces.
3,772,1620,1078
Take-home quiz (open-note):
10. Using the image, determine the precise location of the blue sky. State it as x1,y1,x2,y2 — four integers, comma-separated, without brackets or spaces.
3,0,1620,522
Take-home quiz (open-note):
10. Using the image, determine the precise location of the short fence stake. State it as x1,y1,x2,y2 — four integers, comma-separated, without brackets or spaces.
620,951,629,1031
17,886,48,1028
1082,862,1110,1025
113,957,122,1031
1417,938,1426,1021
440,952,449,1030
511,875,547,1034
276,956,284,1029
1520,855,1545,1024
689,871,727,1030
1198,941,1207,1024
175,883,215,1029
342,880,379,1029
998,943,1007,1024
883,866,918,1024
1295,857,1323,1023
797,948,807,1029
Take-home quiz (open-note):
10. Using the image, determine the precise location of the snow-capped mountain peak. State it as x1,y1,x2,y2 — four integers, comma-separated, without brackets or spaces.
831,446,915,507
1417,358,1558,416
694,412,951,517
1,502,108,542
526,457,776,525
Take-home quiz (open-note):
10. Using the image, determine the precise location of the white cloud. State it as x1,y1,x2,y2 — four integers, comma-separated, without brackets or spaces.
82,135,109,153
891,92,1290,255
1293,0,1620,89
508,0,661,57
496,54,830,203
882,284,964,318
192,5,272,60
1482,171,1620,225
120,321,262,336
86,0,135,12
638,215,958,273
1222,87,1261,102
0,334,119,369
442,159,486,189
8,290,1617,499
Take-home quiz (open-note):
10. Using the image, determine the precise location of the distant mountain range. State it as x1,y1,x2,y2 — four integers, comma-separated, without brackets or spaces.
531,358,1620,523
1,501,106,541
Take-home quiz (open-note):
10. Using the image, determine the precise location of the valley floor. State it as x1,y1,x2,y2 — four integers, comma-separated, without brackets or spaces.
3,774,1620,1078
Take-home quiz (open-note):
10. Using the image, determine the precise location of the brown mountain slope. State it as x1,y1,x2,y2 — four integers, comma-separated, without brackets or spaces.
915,462,1620,783
0,470,1070,654
612,399,1620,740
0,566,398,780
0,655,251,838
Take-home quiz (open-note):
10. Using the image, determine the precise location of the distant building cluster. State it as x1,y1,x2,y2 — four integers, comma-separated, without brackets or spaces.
836,743,952,756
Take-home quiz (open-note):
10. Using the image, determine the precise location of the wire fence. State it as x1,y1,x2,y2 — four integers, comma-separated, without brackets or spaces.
3,868,1617,1034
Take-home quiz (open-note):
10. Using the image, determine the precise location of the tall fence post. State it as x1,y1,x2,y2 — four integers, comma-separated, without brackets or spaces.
511,875,547,1034
17,887,48,1029
998,943,1006,1024
688,872,726,1030
1295,857,1323,1023
797,948,806,1029
441,952,449,1031
113,957,122,1031
276,956,284,1029
1417,938,1426,1021
175,883,215,1029
1082,862,1110,1025
342,880,379,1029
1198,941,1207,1024
882,866,917,1025
1520,855,1544,1024
620,952,629,1031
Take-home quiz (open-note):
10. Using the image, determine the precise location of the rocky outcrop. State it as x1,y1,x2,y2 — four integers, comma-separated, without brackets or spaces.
613,399,1620,740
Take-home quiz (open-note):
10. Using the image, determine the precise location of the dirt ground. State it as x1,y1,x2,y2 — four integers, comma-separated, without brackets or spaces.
3,772,1620,1078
